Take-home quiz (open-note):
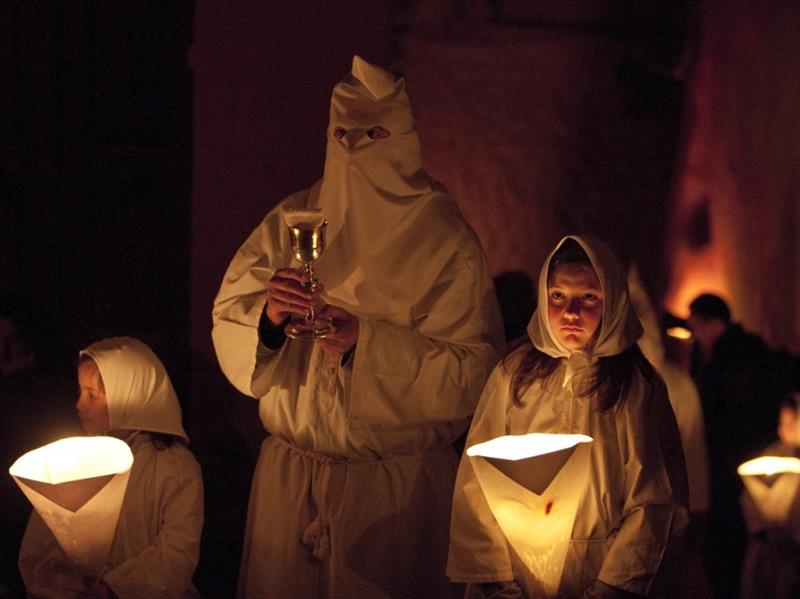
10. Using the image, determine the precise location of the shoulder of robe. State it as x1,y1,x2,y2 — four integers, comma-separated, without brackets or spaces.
620,360,668,417
502,343,530,373
419,189,469,234
415,189,487,264
239,187,316,254
490,344,532,391
260,187,315,226
135,437,202,476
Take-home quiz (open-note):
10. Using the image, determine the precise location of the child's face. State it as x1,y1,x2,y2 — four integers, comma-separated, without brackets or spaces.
778,406,799,447
76,360,110,435
547,263,604,352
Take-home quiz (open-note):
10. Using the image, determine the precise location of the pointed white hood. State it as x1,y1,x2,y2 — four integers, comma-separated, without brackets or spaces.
80,337,188,443
288,55,463,320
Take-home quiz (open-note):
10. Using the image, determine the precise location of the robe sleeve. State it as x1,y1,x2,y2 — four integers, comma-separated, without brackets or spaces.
347,228,503,424
102,449,204,599
596,373,689,596
212,207,288,398
446,365,515,582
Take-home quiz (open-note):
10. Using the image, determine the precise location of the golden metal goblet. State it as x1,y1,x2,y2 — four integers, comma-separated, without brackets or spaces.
284,212,335,339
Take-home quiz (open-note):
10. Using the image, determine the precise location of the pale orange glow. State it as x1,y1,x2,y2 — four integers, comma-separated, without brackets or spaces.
469,433,594,596
9,436,134,574
738,456,800,477
739,456,800,527
9,436,133,484
663,248,730,319
666,326,692,340
467,433,593,461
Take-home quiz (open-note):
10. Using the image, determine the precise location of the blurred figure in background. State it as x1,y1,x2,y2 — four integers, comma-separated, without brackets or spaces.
689,293,799,599
739,393,800,599
628,268,713,598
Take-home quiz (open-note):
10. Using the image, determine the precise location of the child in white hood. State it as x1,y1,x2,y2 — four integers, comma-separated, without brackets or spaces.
447,236,688,598
18,337,204,599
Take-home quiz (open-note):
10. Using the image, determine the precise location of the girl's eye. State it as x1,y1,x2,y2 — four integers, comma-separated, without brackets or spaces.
550,291,565,301
333,127,347,140
366,126,391,139
584,294,598,302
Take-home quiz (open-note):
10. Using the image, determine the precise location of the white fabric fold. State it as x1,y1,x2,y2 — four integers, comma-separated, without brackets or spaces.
80,337,188,443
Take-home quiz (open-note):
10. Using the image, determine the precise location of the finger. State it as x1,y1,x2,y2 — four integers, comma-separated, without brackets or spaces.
267,279,314,301
267,301,308,324
268,288,313,309
272,267,309,284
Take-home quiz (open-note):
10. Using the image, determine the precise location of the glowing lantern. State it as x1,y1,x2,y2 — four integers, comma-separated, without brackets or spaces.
665,326,692,340
467,433,593,598
9,436,134,574
738,456,800,539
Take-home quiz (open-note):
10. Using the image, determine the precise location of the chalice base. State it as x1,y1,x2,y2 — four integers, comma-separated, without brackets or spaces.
285,317,335,339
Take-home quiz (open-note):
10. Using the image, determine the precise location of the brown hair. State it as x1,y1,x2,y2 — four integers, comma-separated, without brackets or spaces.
507,341,653,412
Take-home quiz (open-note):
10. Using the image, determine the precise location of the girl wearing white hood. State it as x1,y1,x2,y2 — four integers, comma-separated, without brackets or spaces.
447,237,688,598
18,337,204,599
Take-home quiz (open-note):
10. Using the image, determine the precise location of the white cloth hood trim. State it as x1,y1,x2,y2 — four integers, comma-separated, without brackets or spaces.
527,235,643,361
80,337,188,443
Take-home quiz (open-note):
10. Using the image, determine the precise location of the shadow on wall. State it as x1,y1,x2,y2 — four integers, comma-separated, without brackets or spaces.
493,270,536,345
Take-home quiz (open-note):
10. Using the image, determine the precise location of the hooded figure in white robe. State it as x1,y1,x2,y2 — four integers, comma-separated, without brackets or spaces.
18,337,204,599
211,56,503,598
627,267,710,517
447,236,688,598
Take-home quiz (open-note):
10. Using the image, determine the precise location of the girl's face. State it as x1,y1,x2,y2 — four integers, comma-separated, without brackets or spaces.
547,263,604,352
76,359,110,435
778,406,799,446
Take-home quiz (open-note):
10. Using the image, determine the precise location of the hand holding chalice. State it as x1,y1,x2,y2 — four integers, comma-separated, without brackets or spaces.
282,209,335,339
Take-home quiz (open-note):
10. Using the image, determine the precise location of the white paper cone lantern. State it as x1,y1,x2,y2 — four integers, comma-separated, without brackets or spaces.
738,455,800,538
467,433,593,599
9,436,134,574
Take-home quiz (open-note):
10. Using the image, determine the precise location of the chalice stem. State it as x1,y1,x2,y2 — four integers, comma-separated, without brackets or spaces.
305,262,316,321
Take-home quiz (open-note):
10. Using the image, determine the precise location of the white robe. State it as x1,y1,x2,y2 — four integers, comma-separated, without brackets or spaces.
18,432,203,599
213,190,502,598
212,56,503,598
447,354,688,597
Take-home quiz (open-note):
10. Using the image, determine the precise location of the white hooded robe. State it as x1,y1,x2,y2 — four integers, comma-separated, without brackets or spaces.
211,56,503,598
18,337,204,599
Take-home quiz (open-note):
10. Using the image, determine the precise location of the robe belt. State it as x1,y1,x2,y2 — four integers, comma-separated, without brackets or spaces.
272,436,450,560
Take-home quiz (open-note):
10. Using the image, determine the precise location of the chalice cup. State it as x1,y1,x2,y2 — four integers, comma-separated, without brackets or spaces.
284,213,335,339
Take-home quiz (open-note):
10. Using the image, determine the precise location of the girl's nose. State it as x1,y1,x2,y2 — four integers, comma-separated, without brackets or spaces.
564,297,581,316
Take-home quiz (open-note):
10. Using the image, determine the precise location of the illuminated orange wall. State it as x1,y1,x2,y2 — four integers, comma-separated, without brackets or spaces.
664,1,800,352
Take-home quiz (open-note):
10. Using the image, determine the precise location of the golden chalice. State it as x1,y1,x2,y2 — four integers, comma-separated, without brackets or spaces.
284,210,335,339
